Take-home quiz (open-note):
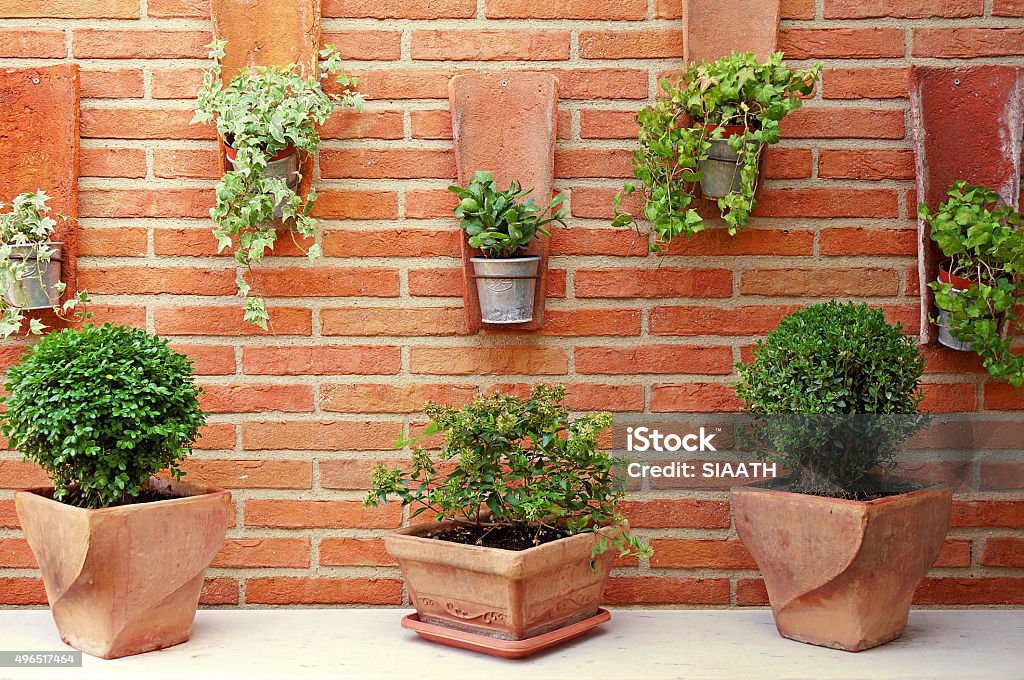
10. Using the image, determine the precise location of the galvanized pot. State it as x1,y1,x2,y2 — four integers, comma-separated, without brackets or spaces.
700,137,744,199
935,269,978,352
471,256,540,324
3,242,62,311
226,148,301,219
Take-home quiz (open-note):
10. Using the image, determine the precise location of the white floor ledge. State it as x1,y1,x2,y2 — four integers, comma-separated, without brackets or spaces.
1,609,1022,680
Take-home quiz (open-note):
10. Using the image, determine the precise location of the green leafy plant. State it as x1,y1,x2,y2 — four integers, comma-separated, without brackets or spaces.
1,324,207,509
921,181,1024,387
735,302,926,497
614,52,820,250
0,190,90,338
449,171,566,258
365,384,648,558
192,40,363,328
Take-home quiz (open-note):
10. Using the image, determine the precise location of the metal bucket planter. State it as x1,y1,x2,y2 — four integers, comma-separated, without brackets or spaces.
3,242,62,311
935,268,987,352
471,256,540,324
698,124,753,199
225,146,301,219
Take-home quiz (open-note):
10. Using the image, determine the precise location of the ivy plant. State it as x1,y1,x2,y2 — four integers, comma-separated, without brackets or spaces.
614,52,820,250
449,171,566,258
365,384,649,558
192,40,363,329
735,302,927,497
1,324,207,509
921,181,1024,387
0,190,90,338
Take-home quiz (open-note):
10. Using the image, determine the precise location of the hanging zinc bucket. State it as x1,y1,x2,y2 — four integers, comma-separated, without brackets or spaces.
3,242,62,311
225,146,301,219
698,123,750,199
471,256,540,324
935,268,979,351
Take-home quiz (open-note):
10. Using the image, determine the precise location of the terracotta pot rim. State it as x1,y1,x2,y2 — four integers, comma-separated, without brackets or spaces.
15,477,230,515
730,482,950,507
697,121,753,136
223,141,298,163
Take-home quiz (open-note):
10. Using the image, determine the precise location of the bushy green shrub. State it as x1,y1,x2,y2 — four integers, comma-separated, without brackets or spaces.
365,384,648,557
2,324,206,509
735,302,926,496
449,171,565,258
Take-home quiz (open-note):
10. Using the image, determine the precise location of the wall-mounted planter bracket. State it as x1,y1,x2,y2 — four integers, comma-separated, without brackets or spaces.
449,73,559,332
683,0,781,64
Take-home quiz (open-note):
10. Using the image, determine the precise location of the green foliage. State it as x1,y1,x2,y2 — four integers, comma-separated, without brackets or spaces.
735,302,926,495
922,181,1024,387
0,191,90,338
365,385,648,558
614,52,820,250
1,324,207,509
449,171,566,258
192,40,363,328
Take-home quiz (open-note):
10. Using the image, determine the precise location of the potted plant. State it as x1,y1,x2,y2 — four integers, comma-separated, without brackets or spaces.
5,324,227,659
365,385,648,658
732,301,951,652
449,170,566,324
0,190,89,337
920,181,1024,386
191,40,363,329
613,52,820,250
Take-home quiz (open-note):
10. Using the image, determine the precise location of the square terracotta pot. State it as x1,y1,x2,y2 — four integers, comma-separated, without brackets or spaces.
732,484,952,652
15,476,231,659
385,520,622,640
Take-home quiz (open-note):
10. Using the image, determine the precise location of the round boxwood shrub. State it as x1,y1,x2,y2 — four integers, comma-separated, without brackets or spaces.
1,324,206,509
735,301,926,497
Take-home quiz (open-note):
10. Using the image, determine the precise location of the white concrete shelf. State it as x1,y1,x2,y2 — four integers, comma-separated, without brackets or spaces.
1,609,1021,680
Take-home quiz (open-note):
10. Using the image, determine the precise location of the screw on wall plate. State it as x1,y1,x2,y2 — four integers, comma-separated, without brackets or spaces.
954,78,961,86
501,80,508,87
31,78,39,84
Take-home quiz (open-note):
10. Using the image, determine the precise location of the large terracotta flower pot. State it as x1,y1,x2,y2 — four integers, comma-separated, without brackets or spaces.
15,476,231,659
732,484,951,652
385,520,622,641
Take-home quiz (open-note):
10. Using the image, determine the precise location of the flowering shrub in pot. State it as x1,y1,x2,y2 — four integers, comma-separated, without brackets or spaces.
192,40,362,329
0,190,89,337
450,171,565,324
5,324,229,659
732,301,951,651
920,181,1024,386
614,52,820,250
366,385,648,656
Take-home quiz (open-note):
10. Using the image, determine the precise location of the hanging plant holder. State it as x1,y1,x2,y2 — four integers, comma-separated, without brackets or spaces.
470,256,541,324
3,242,62,311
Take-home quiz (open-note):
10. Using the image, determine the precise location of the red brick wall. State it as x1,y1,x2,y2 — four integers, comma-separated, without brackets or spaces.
0,0,1023,608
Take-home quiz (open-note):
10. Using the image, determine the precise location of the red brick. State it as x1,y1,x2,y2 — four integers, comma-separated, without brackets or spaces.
81,108,213,140
658,0,813,19
650,305,799,336
781,108,905,139
0,30,66,58
825,0,982,18
650,539,756,569
555,149,633,178
618,499,731,528
914,577,1024,605
411,346,568,375
411,30,569,61
819,149,915,180
200,578,238,605
650,383,743,412
244,499,401,528
81,148,147,178
154,307,312,336
0,0,139,17
580,110,638,139
487,0,645,19
321,110,405,140
764,148,814,179
755,189,899,218
576,345,733,375
246,577,403,605
737,578,769,605
79,266,235,295
981,464,1024,491
0,578,47,605
73,29,210,59
319,538,395,566
822,68,910,100
913,28,1024,58
154,149,218,180
981,537,1024,567
541,309,641,337
322,383,478,413
935,539,972,568
553,69,649,100
319,459,394,489
321,31,401,61
323,229,460,257
0,538,35,568
316,191,401,220
663,229,813,256
151,68,203,99
80,69,144,98
984,380,1024,410
249,268,400,298
80,189,213,218
181,459,311,489
148,0,207,17
324,0,475,18
994,0,1024,15
779,28,905,59
551,228,647,256
242,346,401,375
741,268,900,297
321,307,467,336
605,577,730,604
320,149,455,179
0,500,17,528
952,501,1024,528
918,383,978,413
212,538,309,568
242,421,403,451
169,344,236,375
575,268,732,299
199,385,314,414
78,227,147,257
819,228,917,256
579,31,682,59
0,460,49,488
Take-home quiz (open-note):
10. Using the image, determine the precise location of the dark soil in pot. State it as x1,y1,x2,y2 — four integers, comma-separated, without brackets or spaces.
756,473,925,502
425,523,572,550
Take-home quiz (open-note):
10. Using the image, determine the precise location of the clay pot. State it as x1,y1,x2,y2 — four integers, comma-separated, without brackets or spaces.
15,476,231,659
384,519,622,641
732,484,952,652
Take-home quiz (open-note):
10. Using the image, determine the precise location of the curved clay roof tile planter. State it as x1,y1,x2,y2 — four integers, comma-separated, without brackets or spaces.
732,484,952,652
15,477,231,659
385,519,623,657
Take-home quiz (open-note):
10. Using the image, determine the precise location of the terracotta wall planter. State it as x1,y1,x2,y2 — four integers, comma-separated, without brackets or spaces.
732,485,951,651
15,477,231,659
385,519,621,641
